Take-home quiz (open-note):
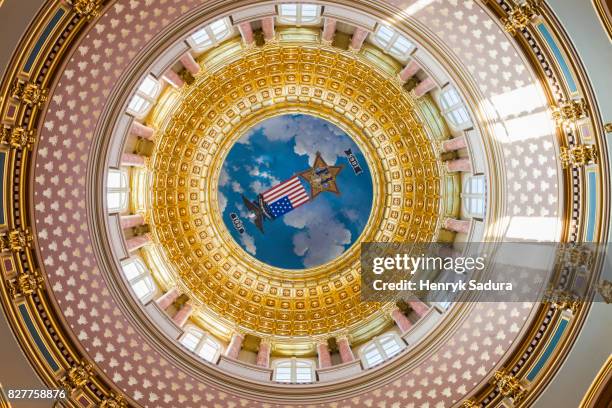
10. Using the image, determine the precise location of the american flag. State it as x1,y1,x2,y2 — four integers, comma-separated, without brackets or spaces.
262,176,309,218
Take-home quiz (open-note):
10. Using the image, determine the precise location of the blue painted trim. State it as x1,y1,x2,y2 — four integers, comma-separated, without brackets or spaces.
586,171,597,242
24,8,65,73
527,318,569,381
18,303,60,371
0,151,5,225
537,24,578,94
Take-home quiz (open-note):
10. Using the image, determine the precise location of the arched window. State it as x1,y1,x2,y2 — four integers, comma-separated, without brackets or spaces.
273,358,315,383
107,169,129,213
372,25,414,60
187,18,232,51
121,258,157,302
127,75,161,118
180,326,222,363
461,175,486,218
439,87,472,129
278,4,321,25
360,333,406,369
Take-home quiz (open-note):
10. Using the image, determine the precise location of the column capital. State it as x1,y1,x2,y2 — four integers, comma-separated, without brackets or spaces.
314,338,329,347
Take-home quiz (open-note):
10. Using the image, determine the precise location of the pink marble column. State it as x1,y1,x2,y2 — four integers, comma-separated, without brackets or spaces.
408,300,430,318
225,332,245,359
238,22,255,46
349,28,369,51
126,234,151,252
441,135,468,152
443,218,471,234
155,288,179,311
390,307,412,333
120,213,145,229
256,338,271,368
130,121,155,140
163,69,184,88
172,303,193,327
398,60,421,82
120,153,146,167
316,341,332,369
446,157,472,172
336,336,355,363
321,18,337,44
179,53,201,76
261,16,275,42
413,77,437,97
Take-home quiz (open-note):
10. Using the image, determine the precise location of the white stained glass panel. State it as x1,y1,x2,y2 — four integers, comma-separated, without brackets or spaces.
380,336,403,357
466,197,485,215
468,176,485,194
390,35,413,55
441,88,461,109
191,28,212,46
301,4,318,20
198,338,220,362
107,191,127,212
209,19,229,37
274,364,292,382
449,107,470,126
181,331,201,351
363,344,384,367
108,170,127,188
132,276,155,300
122,260,143,281
127,95,151,115
138,76,159,97
280,4,298,18
376,25,394,45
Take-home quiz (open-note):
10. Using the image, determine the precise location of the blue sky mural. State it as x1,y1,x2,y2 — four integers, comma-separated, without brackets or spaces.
218,114,373,269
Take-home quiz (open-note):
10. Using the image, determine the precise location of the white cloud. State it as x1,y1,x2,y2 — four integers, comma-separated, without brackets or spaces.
218,192,227,213
247,165,280,194
240,232,257,255
254,114,353,166
342,208,360,222
284,200,352,268
219,168,230,187
253,116,298,142
231,181,244,193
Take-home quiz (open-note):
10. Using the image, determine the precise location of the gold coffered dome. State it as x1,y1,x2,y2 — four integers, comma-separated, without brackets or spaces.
146,37,443,339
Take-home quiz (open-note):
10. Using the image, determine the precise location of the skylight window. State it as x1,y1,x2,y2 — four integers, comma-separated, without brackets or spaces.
121,258,157,302
107,169,129,213
439,86,472,129
126,75,161,118
188,18,232,51
373,25,415,60
278,3,321,25
180,327,222,363
462,175,486,218
360,333,406,369
273,359,314,383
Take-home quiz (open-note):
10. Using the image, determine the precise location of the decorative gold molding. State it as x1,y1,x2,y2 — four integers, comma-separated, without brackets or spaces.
552,99,588,130
0,229,33,252
502,0,542,36
580,354,612,408
67,0,103,20
59,361,93,394
592,0,612,41
559,145,598,169
9,79,47,107
491,369,528,404
0,125,35,150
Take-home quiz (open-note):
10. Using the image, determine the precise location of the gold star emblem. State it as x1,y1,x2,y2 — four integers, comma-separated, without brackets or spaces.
298,152,344,199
